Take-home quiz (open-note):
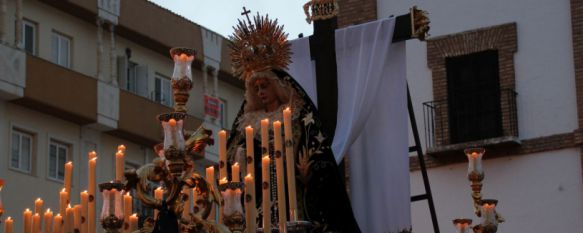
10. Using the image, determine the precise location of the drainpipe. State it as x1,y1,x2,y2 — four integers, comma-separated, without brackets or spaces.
14,0,22,48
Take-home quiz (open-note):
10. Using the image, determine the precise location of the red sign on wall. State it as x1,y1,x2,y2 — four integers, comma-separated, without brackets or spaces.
204,95,220,119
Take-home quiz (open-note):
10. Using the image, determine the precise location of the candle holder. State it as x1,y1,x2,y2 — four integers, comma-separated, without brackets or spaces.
170,47,195,113
219,182,245,233
159,112,187,178
99,182,125,233
465,147,485,216
453,218,472,233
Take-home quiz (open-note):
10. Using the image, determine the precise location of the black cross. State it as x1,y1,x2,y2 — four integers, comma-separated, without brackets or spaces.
241,6,252,25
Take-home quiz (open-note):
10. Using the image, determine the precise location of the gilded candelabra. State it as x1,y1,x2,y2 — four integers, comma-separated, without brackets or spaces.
453,148,505,233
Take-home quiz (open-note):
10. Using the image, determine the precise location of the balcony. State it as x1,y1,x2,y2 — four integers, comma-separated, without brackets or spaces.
423,88,519,156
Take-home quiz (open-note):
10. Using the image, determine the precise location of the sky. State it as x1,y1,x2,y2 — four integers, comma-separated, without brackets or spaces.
148,0,314,39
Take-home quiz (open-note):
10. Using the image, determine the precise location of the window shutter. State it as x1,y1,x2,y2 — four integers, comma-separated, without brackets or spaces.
117,56,128,90
135,65,149,98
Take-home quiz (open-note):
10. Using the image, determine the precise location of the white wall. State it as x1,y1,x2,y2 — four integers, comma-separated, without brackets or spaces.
379,0,578,149
410,149,583,232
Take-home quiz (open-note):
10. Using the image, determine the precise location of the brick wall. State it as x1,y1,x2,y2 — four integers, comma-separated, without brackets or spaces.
570,0,583,177
426,23,518,146
336,0,377,28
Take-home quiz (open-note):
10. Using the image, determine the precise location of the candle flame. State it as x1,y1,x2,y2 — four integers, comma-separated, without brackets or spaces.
156,187,163,191
246,173,253,178
246,125,252,129
90,157,98,161
46,208,51,213
116,150,123,156
36,197,42,201
234,162,239,166
34,213,39,217
118,145,126,151
82,190,88,194
131,213,138,217
61,188,66,193
66,161,72,165
206,166,214,170
125,192,131,197
285,107,291,111
25,208,31,212
67,204,71,208
263,155,269,160
88,151,97,158
56,214,61,217
168,118,177,126
6,216,12,221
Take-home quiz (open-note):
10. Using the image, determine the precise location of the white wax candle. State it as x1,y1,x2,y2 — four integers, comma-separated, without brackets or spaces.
205,166,216,221
232,163,240,182
34,198,44,215
24,208,32,233
124,192,132,233
73,205,82,232
219,130,228,181
245,126,255,179
88,156,97,233
283,107,297,221
154,187,164,220
64,161,73,201
262,156,271,232
115,150,124,182
32,213,40,233
53,214,63,233
5,216,13,233
44,209,53,233
128,214,138,232
59,188,68,217
245,174,256,233
80,191,88,233
273,121,287,232
65,205,74,233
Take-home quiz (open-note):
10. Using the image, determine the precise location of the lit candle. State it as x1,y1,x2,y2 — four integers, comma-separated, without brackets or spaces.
74,205,82,233
115,150,124,182
481,201,498,225
34,198,44,215
453,218,472,233
244,174,256,233
44,209,53,233
205,166,216,221
261,119,269,157
219,130,228,181
65,204,74,233
245,126,255,179
5,216,13,233
273,121,287,232
465,148,484,175
154,187,164,220
60,188,68,217
64,161,73,201
181,187,190,221
283,107,297,221
218,177,228,224
24,208,32,233
219,177,228,185
262,156,271,233
232,163,240,182
124,192,132,232
88,156,97,233
117,145,126,153
80,191,89,233
32,213,41,233
128,214,138,232
53,214,63,233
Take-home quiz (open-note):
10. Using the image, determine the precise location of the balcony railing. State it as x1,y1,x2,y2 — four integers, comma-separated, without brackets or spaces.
423,88,518,152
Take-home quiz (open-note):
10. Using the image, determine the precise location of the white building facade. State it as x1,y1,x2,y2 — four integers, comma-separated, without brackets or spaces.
375,0,583,232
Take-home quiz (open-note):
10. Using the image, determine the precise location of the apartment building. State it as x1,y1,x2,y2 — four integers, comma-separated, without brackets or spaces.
0,0,244,229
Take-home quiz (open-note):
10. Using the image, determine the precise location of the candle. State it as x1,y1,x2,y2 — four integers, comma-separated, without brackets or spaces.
88,156,97,233
205,166,216,221
232,163,240,182
128,214,138,232
74,205,82,232
80,191,89,233
44,209,53,233
219,177,228,185
117,144,126,153
64,161,73,196
115,150,124,182
34,198,44,215
5,216,13,233
218,177,228,224
53,214,63,233
32,213,41,233
65,204,74,233
219,130,228,181
245,126,255,180
124,192,132,232
60,188,68,217
262,156,271,233
465,148,484,175
481,202,497,225
261,119,269,157
181,187,190,221
24,208,32,233
283,107,298,221
244,174,256,233
154,187,164,219
273,121,287,232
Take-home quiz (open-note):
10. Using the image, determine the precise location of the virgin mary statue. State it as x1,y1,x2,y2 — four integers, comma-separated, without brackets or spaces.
225,14,361,233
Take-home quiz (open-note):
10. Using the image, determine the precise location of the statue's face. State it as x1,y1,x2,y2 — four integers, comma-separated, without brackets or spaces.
253,78,278,107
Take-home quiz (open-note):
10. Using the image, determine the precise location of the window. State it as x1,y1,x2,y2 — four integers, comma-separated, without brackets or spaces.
48,140,69,181
446,50,502,143
11,129,33,173
51,31,71,68
219,98,227,128
22,20,37,55
126,61,138,93
154,74,172,107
